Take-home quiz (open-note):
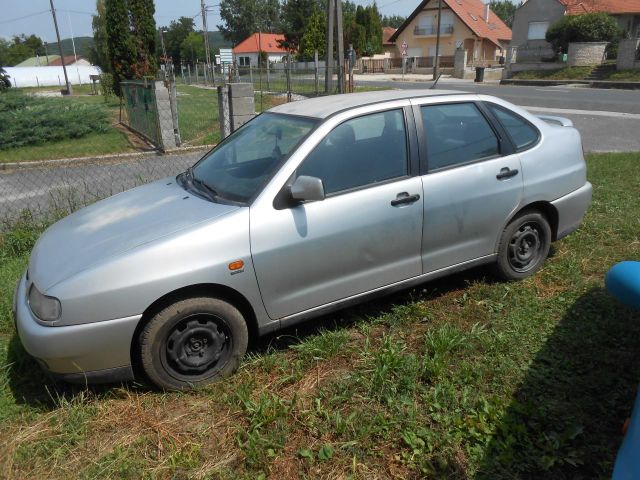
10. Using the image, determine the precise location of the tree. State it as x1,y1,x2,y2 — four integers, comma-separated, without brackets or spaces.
90,0,111,71
489,0,516,28
280,0,323,51
2,34,46,66
180,31,205,65
106,0,137,94
546,13,623,53
129,0,157,77
381,14,406,28
160,17,195,68
218,0,281,45
299,10,326,60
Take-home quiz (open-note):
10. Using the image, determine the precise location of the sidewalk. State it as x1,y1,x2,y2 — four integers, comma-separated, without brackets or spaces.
353,73,499,84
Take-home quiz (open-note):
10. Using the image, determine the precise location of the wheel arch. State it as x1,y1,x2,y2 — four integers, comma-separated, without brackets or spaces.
130,283,259,371
497,201,560,251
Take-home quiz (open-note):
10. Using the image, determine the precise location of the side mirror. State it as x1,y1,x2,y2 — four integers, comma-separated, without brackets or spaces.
289,175,325,203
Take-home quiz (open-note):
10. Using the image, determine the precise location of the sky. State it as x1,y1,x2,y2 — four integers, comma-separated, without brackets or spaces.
0,0,427,43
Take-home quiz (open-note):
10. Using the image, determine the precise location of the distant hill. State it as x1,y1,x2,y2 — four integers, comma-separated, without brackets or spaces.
47,37,95,59
207,31,232,54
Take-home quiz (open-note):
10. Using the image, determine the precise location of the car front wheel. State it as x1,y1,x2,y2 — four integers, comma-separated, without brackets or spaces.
139,296,248,391
494,211,552,281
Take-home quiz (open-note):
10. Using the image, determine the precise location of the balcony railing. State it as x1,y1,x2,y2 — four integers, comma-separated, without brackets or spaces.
413,24,454,36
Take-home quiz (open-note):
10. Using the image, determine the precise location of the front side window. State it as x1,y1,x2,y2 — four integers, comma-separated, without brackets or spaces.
487,103,539,151
297,109,408,195
192,113,317,203
421,102,499,171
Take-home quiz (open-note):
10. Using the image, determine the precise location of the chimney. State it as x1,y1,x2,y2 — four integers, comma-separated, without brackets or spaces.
484,3,490,22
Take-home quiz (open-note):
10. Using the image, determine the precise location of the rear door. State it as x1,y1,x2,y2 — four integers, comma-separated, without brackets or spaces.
412,99,524,273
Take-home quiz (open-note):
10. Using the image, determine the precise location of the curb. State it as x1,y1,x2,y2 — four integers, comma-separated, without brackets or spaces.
0,145,213,172
500,79,640,89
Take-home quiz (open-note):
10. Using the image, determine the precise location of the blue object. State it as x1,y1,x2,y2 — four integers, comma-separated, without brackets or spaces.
607,261,640,479
605,261,640,310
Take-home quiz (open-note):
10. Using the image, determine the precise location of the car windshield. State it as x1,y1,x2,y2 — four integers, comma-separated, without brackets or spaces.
189,112,317,203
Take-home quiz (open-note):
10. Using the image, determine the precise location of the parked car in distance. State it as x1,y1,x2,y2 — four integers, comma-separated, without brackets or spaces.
14,90,592,390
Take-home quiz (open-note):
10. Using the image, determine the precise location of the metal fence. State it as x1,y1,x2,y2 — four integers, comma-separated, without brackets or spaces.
0,151,201,226
120,81,161,146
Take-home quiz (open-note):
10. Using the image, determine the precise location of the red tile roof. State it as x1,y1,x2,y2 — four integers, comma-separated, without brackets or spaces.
390,0,512,48
48,55,85,66
559,0,640,14
383,26,398,45
233,33,289,54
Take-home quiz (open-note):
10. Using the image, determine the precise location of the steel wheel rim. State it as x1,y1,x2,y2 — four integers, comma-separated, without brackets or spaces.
161,313,232,382
507,221,544,273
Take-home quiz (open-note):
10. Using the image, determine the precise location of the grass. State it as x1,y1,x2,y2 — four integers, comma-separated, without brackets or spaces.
0,152,638,478
511,66,595,80
605,69,640,81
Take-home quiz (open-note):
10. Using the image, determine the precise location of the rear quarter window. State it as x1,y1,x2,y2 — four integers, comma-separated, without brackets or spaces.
487,103,540,152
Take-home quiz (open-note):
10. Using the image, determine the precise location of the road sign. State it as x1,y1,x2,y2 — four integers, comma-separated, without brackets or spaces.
401,40,408,56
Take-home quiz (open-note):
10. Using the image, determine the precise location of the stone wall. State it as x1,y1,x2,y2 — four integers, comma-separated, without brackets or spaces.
567,42,607,67
617,38,640,70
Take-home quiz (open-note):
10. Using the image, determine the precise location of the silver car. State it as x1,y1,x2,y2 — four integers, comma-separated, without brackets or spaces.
14,90,592,390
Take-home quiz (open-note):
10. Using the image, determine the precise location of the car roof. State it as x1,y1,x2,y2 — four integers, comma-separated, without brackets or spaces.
268,89,467,119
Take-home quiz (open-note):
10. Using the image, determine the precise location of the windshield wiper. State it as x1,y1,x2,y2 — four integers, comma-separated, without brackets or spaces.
183,166,219,202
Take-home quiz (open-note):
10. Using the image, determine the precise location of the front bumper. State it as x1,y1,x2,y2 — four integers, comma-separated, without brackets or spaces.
14,272,140,384
551,181,593,240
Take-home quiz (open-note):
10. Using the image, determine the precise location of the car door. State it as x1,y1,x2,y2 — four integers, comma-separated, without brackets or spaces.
413,100,524,273
250,107,424,320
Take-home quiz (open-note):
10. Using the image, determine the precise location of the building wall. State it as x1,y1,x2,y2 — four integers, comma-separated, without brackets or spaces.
567,42,607,66
617,38,640,70
394,3,502,61
510,0,565,48
232,52,287,66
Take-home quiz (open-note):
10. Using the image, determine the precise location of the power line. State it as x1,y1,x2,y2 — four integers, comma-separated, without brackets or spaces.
0,10,50,25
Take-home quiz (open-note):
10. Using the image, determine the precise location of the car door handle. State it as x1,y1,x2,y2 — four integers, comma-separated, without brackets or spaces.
496,167,519,180
391,192,421,206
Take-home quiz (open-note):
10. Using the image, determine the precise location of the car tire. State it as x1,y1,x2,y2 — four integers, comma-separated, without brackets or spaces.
494,211,552,281
139,296,248,391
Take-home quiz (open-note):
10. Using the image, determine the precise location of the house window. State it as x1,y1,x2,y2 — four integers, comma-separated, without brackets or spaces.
527,21,549,40
238,56,251,66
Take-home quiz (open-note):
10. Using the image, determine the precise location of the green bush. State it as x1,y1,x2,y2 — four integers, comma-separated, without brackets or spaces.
0,91,110,150
99,72,115,100
545,13,623,54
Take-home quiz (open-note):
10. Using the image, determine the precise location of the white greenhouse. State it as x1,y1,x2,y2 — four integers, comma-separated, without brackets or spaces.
3,65,103,88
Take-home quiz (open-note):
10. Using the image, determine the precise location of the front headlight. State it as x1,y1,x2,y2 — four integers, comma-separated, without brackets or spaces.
28,284,61,321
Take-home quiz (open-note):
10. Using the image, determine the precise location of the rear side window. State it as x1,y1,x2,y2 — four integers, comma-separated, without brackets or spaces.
420,103,499,171
487,103,539,151
297,109,408,195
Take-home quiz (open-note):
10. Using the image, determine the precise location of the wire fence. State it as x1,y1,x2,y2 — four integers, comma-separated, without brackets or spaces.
1,63,344,229
0,151,202,227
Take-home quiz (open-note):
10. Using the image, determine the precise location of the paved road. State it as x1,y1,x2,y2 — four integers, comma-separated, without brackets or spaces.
359,80,640,152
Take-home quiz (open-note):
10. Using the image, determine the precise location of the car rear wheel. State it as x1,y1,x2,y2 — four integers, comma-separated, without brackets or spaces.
494,211,551,281
139,297,248,391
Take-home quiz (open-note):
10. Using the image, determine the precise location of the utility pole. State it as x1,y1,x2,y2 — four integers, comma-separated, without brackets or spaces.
325,0,334,93
49,0,72,94
335,0,345,93
201,0,213,85
159,28,168,80
433,0,442,79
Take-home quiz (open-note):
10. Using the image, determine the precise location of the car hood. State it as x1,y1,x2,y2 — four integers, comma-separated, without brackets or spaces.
29,177,239,291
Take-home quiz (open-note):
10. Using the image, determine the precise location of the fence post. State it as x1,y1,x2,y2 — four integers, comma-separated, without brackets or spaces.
203,60,208,85
217,84,231,139
249,65,253,85
266,61,270,90
154,80,178,150
169,75,181,147
314,50,319,96
285,55,292,102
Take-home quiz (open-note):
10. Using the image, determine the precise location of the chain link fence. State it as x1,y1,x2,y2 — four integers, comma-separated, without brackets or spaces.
0,151,202,227
1,62,345,230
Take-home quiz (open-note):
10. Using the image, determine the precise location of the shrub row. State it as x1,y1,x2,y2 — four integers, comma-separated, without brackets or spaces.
0,92,111,150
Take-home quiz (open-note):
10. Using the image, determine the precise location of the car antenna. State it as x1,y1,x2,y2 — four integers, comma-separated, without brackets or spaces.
430,73,443,90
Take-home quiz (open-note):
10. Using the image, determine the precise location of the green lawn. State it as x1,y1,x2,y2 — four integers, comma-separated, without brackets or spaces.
1,152,638,478
512,66,595,80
